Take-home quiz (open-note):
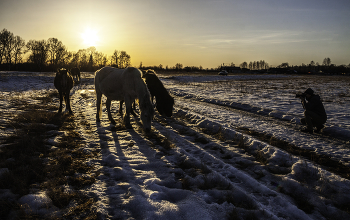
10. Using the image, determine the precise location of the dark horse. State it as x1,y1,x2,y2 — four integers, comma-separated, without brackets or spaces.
54,68,74,114
119,69,174,117
70,67,81,83
142,69,174,117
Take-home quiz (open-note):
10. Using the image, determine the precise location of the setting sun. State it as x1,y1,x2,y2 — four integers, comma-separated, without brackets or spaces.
81,28,99,46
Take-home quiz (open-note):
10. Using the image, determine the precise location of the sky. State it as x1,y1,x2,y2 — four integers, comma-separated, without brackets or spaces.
1,0,350,68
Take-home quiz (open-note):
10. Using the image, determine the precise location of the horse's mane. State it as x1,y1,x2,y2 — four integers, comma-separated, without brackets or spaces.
136,74,152,109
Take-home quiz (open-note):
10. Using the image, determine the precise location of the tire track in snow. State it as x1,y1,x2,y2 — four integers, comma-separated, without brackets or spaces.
152,119,311,220
66,79,350,219
172,96,350,168
69,84,236,219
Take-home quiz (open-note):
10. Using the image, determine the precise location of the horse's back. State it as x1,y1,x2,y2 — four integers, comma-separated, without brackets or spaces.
95,67,143,101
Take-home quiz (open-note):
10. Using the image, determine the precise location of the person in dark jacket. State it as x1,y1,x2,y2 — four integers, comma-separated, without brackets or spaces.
299,88,327,133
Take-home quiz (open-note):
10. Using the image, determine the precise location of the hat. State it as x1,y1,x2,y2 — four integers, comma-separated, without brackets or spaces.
304,88,314,95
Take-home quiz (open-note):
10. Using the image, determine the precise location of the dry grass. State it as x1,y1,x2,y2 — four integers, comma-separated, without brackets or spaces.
0,92,98,219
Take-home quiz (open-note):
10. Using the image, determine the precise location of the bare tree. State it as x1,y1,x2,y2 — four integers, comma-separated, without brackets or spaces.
259,60,265,70
2,30,15,67
12,35,26,68
26,40,49,71
94,51,108,67
111,50,120,68
278,62,289,68
248,62,253,70
0,29,14,65
240,62,247,69
253,61,257,70
118,51,130,68
175,63,183,70
323,57,331,66
47,38,67,69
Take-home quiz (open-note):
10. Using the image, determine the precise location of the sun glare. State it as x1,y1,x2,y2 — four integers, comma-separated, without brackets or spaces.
81,28,99,46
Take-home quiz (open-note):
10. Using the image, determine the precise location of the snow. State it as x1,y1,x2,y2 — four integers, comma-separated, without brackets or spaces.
1,71,350,219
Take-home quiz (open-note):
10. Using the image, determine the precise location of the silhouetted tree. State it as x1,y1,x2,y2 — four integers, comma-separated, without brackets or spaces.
12,36,26,68
118,51,130,68
240,62,247,69
111,50,120,68
26,40,48,71
47,38,67,70
0,29,14,65
1,29,17,69
323,57,331,66
94,51,108,67
175,63,183,70
278,62,289,68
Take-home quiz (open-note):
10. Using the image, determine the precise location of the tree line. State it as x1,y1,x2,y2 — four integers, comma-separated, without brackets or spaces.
1,28,349,74
0,28,131,71
239,60,270,70
271,58,350,74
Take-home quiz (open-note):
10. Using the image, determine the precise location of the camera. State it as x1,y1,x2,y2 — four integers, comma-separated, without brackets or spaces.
295,92,306,98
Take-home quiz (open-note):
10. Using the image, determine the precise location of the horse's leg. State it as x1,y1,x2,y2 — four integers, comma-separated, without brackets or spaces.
130,101,137,116
119,100,124,115
120,100,136,116
151,96,156,108
106,98,116,124
58,91,63,113
65,91,73,114
123,97,132,129
96,91,102,122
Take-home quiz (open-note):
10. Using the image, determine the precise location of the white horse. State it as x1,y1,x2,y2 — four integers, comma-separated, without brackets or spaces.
95,66,154,132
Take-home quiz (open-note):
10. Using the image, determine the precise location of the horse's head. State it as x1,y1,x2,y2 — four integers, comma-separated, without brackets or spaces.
57,68,68,76
142,69,156,78
140,95,155,132
157,96,174,117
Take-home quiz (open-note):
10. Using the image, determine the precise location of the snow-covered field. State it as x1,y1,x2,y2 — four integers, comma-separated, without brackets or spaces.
0,71,349,219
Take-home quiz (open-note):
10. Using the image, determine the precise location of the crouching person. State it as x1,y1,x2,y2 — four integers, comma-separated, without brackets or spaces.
297,88,327,134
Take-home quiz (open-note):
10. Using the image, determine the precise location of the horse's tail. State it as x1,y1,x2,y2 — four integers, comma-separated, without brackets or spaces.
94,68,104,120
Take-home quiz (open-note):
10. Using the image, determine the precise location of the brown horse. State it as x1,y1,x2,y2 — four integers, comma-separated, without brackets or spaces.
70,67,81,83
142,69,174,117
119,69,174,117
54,68,74,114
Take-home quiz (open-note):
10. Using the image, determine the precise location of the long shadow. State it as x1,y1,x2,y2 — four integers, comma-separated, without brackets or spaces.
95,119,157,219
